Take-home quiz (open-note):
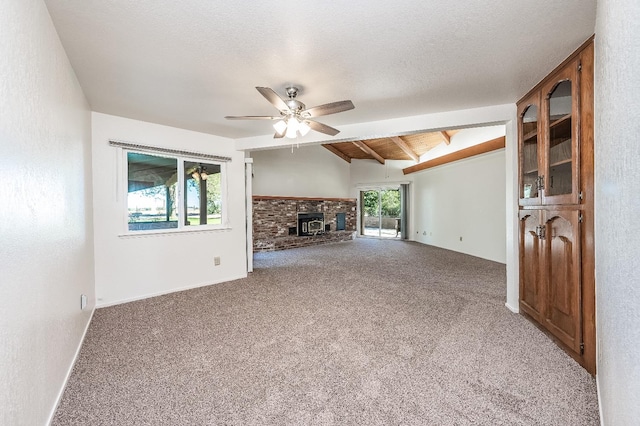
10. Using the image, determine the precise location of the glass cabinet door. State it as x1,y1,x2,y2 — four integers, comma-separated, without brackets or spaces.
542,61,580,205
518,93,542,205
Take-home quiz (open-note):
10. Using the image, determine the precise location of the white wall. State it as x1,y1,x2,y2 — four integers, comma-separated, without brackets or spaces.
595,1,640,423
251,144,351,198
349,158,415,186
412,150,507,263
347,126,508,264
92,113,248,306
0,1,95,424
504,119,519,311
420,125,506,161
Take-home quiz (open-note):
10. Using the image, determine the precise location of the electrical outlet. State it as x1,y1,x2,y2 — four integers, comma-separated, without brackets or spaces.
422,231,427,236
214,256,221,266
459,236,463,242
80,294,87,310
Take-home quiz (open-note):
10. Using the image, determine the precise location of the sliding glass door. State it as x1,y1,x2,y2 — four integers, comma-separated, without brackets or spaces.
360,188,401,239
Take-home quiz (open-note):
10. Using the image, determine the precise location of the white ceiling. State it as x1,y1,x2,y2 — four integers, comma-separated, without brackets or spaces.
43,0,596,139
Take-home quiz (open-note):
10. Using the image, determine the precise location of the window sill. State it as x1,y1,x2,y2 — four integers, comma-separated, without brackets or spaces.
118,225,232,238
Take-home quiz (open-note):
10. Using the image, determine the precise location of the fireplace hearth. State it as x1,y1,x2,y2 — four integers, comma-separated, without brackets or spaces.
298,212,324,236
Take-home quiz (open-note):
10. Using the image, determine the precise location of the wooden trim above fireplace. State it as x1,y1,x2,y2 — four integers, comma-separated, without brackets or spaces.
253,195,357,202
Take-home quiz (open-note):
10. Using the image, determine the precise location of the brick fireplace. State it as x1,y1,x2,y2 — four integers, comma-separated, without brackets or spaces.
253,196,357,252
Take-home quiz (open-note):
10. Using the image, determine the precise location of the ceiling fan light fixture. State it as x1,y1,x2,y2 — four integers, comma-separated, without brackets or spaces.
298,120,310,136
285,118,299,139
227,86,353,139
273,119,287,135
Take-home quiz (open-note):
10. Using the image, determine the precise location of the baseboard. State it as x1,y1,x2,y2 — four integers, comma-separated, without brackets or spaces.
47,306,95,425
505,302,519,313
96,274,248,308
413,240,507,264
596,374,604,425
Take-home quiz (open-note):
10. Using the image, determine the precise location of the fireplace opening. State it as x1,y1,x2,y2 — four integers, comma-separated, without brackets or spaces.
298,212,324,236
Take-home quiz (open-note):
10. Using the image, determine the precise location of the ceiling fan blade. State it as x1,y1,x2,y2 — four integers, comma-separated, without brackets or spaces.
273,131,284,139
302,100,354,118
306,120,340,136
224,115,280,120
256,87,290,112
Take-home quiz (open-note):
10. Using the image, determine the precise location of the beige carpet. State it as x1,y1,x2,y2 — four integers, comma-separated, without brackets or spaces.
53,239,599,425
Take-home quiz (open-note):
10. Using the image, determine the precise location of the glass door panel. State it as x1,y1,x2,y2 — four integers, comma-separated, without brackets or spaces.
360,189,401,239
380,189,401,238
361,190,381,237
541,59,580,205
518,92,542,206
547,80,573,197
521,104,539,200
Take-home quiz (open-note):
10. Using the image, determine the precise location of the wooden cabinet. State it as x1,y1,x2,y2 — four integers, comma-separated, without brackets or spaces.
520,209,583,353
518,58,581,206
519,210,542,318
517,37,595,374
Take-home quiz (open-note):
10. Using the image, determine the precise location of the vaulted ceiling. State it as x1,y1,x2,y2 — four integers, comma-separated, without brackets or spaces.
323,130,459,164
43,1,596,140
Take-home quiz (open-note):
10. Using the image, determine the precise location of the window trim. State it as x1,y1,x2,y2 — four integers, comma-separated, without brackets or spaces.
119,146,230,236
109,139,232,162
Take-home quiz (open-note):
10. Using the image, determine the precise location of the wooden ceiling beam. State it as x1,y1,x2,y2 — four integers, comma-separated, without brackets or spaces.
322,144,351,163
440,131,451,145
402,136,505,175
352,141,385,164
389,136,419,162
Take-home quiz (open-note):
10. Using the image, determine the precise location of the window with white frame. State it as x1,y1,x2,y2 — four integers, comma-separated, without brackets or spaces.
125,150,226,232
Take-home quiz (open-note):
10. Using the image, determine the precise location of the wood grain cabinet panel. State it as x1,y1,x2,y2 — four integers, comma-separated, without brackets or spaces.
517,37,594,374
519,210,542,320
544,210,582,354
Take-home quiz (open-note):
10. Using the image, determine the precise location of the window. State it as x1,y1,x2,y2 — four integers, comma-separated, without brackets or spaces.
359,188,401,239
126,151,226,233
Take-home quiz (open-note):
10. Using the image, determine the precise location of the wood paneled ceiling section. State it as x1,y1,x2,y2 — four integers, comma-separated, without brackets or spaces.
322,130,459,164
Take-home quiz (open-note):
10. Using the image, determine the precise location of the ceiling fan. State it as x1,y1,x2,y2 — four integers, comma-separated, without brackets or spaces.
225,86,354,139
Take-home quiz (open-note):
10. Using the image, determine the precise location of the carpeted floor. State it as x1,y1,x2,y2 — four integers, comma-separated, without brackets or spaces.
52,239,600,425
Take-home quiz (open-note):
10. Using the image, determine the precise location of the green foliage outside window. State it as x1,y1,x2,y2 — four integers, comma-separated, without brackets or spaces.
363,189,400,217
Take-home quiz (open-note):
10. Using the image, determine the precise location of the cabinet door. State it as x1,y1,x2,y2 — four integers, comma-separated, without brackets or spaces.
519,210,542,320
518,93,542,206
543,210,582,353
541,60,581,205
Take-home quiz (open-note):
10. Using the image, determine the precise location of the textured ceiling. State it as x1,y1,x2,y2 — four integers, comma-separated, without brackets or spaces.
43,0,596,139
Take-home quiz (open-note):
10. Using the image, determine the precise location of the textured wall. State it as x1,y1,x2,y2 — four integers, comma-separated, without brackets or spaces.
419,125,506,162
0,0,95,424
251,144,351,199
413,150,507,264
595,0,640,423
91,113,248,307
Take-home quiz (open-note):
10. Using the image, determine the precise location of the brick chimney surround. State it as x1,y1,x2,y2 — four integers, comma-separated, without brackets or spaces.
252,196,357,252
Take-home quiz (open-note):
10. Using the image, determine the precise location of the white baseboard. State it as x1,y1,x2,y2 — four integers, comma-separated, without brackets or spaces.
96,274,248,308
505,302,519,313
47,307,95,425
596,374,604,425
